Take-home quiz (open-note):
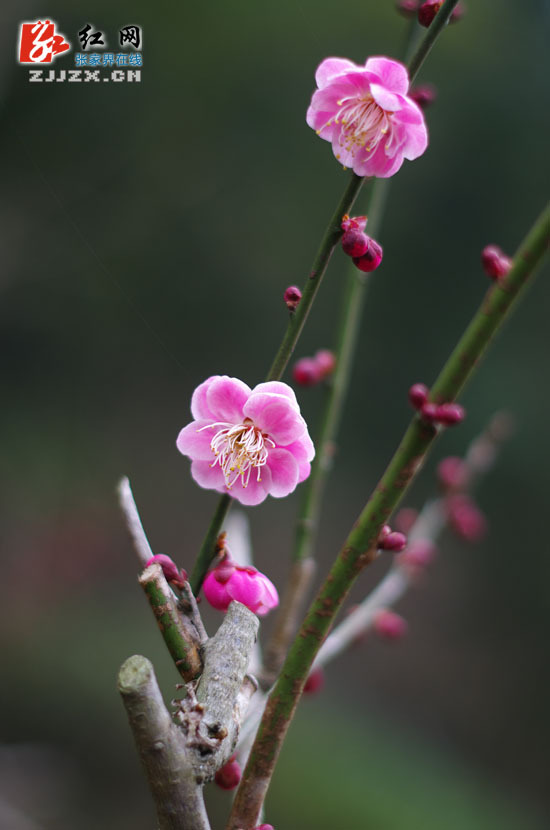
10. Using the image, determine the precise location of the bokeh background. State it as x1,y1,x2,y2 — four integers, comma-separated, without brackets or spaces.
1,1,549,828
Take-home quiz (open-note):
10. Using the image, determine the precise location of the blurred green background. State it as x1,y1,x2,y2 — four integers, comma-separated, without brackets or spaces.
1,1,549,828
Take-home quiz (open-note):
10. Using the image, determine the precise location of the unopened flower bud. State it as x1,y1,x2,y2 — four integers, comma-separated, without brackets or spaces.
450,1,466,23
420,401,439,422
418,0,442,27
446,494,487,542
396,0,419,17
255,825,275,830
145,554,187,588
293,357,322,387
353,237,383,272
409,382,429,410
378,524,392,544
394,507,419,533
409,83,437,110
204,558,279,616
215,756,241,790
304,667,325,695
315,349,336,378
374,609,408,640
341,214,367,232
399,539,437,568
379,530,407,552
481,245,512,280
436,402,465,425
342,228,369,257
284,285,302,311
437,456,469,490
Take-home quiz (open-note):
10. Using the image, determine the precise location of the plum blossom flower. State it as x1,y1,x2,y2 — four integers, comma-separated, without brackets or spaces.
203,556,279,616
176,376,315,506
306,56,428,177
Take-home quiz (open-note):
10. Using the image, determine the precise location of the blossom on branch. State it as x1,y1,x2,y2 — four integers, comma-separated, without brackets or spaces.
203,556,279,616
177,376,315,506
306,56,428,177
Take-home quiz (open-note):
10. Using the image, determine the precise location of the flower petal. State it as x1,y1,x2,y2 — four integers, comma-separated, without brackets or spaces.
229,468,272,506
370,82,402,113
176,420,216,461
365,57,409,94
251,382,300,411
284,435,315,483
266,448,299,497
206,376,251,423
191,376,219,420
243,394,307,445
315,57,360,89
190,460,227,492
227,570,264,609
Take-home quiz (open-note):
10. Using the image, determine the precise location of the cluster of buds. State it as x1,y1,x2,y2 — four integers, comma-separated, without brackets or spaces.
481,244,512,281
203,550,279,616
378,523,407,552
341,215,383,273
437,456,487,542
409,383,465,426
145,554,187,589
292,348,336,387
283,285,302,312
417,1,465,27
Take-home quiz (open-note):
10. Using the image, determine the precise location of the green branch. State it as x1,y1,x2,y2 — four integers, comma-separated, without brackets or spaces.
227,204,549,829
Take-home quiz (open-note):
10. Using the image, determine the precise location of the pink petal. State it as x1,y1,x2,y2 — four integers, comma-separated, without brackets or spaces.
203,572,232,611
227,570,264,609
191,376,219,421
284,435,315,483
206,376,251,423
251,382,300,411
315,57,360,89
229,469,272,506
354,141,405,178
370,83,402,112
176,420,216,461
258,575,279,611
365,57,409,94
190,460,227,492
243,394,307,445
331,127,359,170
265,448,299,498
393,96,424,125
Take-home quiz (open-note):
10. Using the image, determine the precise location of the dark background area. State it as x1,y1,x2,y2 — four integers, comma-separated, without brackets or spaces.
1,1,549,828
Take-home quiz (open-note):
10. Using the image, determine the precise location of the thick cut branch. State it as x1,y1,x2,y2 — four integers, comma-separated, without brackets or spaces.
118,655,211,830
140,563,203,682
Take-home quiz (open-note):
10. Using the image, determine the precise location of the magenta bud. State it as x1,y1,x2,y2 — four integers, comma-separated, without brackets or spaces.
450,1,466,23
214,757,241,790
394,507,419,533
284,285,302,311
292,357,322,387
304,667,325,695
374,609,408,641
145,554,187,588
408,382,429,410
396,0,419,17
380,531,407,552
437,456,469,490
255,825,275,830
315,349,336,378
342,229,369,257
481,245,512,280
436,402,466,426
409,83,437,110
420,401,439,422
446,494,487,542
341,214,367,232
418,0,442,27
378,524,392,544
399,539,437,568
353,237,383,272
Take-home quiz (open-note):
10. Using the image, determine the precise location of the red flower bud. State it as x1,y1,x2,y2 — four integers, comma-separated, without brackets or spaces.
396,0,419,17
420,401,439,422
436,402,465,426
215,756,242,790
409,83,437,110
379,531,408,552
341,214,367,232
292,357,322,387
437,456,469,490
145,554,187,588
304,667,325,695
481,245,512,280
450,1,466,23
374,609,408,640
446,494,487,542
284,285,302,311
315,349,336,378
408,382,429,410
418,0,443,27
353,237,383,272
255,825,275,830
342,228,369,257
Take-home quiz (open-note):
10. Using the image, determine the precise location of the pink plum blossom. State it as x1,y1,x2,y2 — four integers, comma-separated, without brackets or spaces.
203,557,279,616
306,56,428,177
177,376,314,506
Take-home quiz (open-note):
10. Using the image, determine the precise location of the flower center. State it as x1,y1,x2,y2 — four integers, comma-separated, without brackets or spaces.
200,419,275,488
321,94,399,159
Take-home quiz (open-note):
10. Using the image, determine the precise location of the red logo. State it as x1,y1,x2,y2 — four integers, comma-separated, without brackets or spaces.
18,19,71,63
